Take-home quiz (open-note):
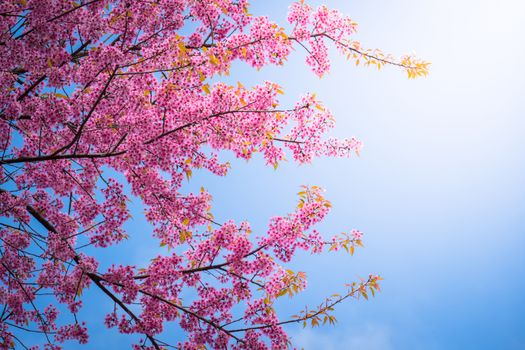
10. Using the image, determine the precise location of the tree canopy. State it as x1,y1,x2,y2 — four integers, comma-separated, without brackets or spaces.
0,1,427,349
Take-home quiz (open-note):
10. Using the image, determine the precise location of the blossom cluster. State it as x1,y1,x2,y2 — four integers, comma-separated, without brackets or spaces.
0,0,426,348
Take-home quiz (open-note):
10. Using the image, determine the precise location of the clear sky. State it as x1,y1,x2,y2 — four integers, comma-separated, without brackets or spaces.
71,1,525,349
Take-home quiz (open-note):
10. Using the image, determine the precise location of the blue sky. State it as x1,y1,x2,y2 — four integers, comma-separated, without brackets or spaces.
68,0,525,349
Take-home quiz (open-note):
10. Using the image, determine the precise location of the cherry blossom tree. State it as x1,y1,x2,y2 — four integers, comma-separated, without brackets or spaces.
0,1,428,349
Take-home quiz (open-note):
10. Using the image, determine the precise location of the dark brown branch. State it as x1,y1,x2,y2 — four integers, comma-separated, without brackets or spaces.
49,67,118,156
0,151,125,165
290,33,420,70
15,40,92,102
14,0,101,40
134,244,267,280
16,76,46,102
88,274,161,350
0,189,161,350
1,105,302,165
227,277,374,333
1,262,52,344
136,288,243,343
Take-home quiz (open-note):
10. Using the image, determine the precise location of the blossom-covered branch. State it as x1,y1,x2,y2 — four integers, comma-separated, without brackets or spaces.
0,0,427,348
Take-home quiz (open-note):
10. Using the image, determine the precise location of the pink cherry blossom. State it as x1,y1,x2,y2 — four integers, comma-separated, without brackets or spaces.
0,1,425,348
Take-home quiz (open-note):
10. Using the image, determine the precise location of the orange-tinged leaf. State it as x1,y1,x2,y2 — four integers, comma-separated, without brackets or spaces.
180,230,192,243
276,288,288,298
178,41,187,54
209,54,220,66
